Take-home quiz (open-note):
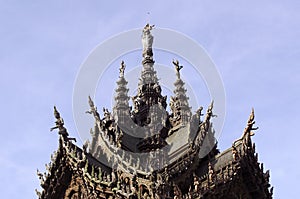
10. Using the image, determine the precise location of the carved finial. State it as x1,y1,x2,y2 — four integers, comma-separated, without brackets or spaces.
86,96,100,120
237,108,259,148
142,24,154,60
245,108,259,135
172,59,183,78
249,108,255,123
207,100,217,118
209,100,214,111
119,60,126,78
50,106,64,132
88,95,94,108
53,106,60,119
143,23,154,32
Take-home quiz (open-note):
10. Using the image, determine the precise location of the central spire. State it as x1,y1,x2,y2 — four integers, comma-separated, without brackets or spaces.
131,24,167,127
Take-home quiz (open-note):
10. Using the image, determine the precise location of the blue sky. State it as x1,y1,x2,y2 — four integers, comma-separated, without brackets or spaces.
0,1,299,198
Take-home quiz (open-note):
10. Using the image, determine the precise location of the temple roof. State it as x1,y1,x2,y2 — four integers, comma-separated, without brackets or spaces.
37,25,273,199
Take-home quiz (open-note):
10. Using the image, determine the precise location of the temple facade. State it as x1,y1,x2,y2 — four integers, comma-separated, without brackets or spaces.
36,24,273,199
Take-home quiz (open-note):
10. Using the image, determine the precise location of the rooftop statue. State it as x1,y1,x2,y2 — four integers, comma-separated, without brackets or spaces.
172,59,183,78
142,23,154,59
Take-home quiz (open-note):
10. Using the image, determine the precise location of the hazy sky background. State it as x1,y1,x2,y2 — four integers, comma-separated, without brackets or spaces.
0,1,299,198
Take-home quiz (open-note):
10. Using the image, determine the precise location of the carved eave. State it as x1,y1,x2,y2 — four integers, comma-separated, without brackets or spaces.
37,136,114,199
190,109,273,199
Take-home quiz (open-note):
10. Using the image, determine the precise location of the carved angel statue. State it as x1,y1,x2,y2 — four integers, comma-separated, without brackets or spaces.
172,59,183,78
142,23,154,58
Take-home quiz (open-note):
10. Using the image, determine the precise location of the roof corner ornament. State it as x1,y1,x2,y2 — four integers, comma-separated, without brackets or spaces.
50,106,76,142
236,108,259,148
142,23,154,60
244,108,259,136
172,59,183,78
86,96,100,121
206,100,217,120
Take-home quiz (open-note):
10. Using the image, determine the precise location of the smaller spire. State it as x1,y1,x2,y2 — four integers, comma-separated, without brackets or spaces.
113,61,130,125
170,60,191,126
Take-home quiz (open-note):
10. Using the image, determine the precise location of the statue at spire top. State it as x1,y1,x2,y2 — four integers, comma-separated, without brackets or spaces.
142,23,155,60
172,59,183,78
119,60,126,78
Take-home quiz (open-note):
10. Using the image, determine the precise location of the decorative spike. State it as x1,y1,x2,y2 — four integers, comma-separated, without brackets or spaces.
209,100,214,110
45,163,50,172
37,169,43,179
255,153,258,161
98,167,102,181
84,160,89,173
35,189,42,198
264,170,270,182
249,107,255,122
88,95,94,108
270,187,274,196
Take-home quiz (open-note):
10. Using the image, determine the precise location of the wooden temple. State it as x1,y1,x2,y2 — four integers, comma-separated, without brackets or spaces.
36,24,273,199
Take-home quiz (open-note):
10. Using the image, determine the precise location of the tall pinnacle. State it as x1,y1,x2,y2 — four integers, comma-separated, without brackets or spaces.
131,24,167,127
170,60,192,126
113,61,130,124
